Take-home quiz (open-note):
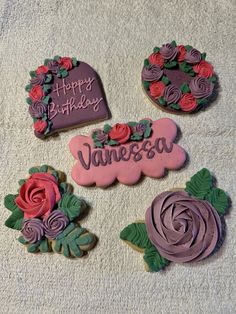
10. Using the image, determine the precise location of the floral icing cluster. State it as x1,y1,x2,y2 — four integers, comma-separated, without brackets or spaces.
4,165,96,258
120,168,229,272
91,119,152,148
25,56,78,137
142,41,216,112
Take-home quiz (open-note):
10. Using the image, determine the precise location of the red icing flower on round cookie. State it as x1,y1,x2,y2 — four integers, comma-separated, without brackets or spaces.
193,61,214,78
149,81,165,99
177,45,186,62
148,52,164,68
36,65,49,75
29,85,44,102
179,93,197,112
34,119,47,134
109,123,131,144
58,57,73,70
15,173,61,219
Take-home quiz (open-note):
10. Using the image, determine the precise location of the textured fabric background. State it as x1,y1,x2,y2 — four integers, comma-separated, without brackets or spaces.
0,0,235,313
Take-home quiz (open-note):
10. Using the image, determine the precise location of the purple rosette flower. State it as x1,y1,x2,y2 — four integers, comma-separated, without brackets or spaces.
48,61,59,74
132,123,147,136
30,73,46,86
21,219,44,243
160,43,178,61
163,84,182,104
141,65,163,82
29,101,47,118
94,129,108,144
43,210,69,239
189,76,214,99
185,48,201,64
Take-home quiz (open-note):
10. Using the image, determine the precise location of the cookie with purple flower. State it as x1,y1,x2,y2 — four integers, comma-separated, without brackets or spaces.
142,41,217,114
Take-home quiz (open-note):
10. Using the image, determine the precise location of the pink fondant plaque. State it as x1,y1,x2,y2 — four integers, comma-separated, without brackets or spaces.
69,118,186,187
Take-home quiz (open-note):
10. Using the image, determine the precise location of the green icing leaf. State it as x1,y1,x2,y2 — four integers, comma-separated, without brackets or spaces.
72,57,77,67
18,179,26,186
59,182,71,194
44,58,52,66
144,59,150,67
143,243,170,272
43,95,50,104
161,76,170,85
158,97,166,106
170,103,180,110
185,45,193,52
51,170,59,181
60,68,68,78
206,188,229,215
197,98,208,106
4,194,19,211
43,84,51,93
130,134,143,141
107,139,119,146
171,40,177,48
144,126,152,138
26,97,32,105
139,119,151,126
39,165,48,172
29,70,37,78
208,76,217,83
25,84,32,92
179,61,193,73
180,83,190,93
185,168,213,199
94,141,103,148
143,80,150,90
29,167,40,174
44,74,52,83
164,61,177,69
103,124,112,133
39,239,51,253
5,207,24,230
120,223,151,249
58,193,82,221
201,52,206,60
153,47,160,53
128,121,138,127
18,236,27,244
76,233,95,246
53,55,60,61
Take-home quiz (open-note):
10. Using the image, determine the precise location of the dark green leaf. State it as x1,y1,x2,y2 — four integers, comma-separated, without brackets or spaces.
58,193,82,221
39,239,51,252
60,182,70,194
76,233,95,246
185,45,193,52
161,76,170,85
94,141,103,148
130,134,143,141
29,167,40,174
42,84,51,93
153,47,160,53
72,57,77,67
18,179,26,186
103,124,112,133
164,61,178,69
179,61,193,73
5,208,24,230
53,55,60,61
43,95,50,104
180,83,190,93
107,139,119,146
61,69,68,78
170,103,180,110
171,40,177,48
201,52,206,60
139,119,151,126
197,98,208,106
143,80,150,90
18,236,27,244
144,126,152,138
29,70,37,78
39,165,48,172
44,58,52,66
44,74,52,83
51,170,59,181
26,97,32,105
208,76,217,83
185,168,212,199
143,243,170,272
158,97,166,106
144,59,150,67
25,84,32,92
127,121,138,127
206,188,229,215
27,242,40,253
120,223,151,249
4,194,18,211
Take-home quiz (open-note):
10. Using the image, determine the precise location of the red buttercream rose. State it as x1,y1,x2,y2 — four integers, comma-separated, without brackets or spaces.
149,81,165,99
58,57,73,70
34,119,47,134
29,85,44,102
15,173,61,219
179,93,197,112
36,65,49,74
177,45,186,62
193,61,214,78
148,52,164,68
109,124,131,144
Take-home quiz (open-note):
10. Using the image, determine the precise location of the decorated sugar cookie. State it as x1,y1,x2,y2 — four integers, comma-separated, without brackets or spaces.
4,165,97,258
26,56,109,138
120,169,230,272
142,41,216,114
69,118,186,187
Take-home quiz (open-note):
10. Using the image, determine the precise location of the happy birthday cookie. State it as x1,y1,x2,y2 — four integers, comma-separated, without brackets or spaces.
26,56,109,138
69,118,186,187
4,165,97,258
142,41,216,114
120,169,230,272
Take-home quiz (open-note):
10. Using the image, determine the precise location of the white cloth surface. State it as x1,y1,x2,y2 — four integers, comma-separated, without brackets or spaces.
0,0,235,313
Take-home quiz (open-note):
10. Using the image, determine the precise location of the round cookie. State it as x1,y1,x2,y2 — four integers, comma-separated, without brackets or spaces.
141,41,216,114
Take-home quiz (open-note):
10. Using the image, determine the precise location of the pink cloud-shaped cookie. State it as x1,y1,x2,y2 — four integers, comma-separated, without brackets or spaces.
69,118,186,187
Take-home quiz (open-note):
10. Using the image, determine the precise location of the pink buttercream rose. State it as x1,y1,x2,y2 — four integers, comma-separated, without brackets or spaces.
15,173,61,219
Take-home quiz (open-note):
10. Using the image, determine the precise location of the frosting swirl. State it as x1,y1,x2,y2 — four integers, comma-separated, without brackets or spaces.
145,191,221,263
47,60,59,74
163,84,181,104
185,48,201,64
29,101,47,118
43,210,69,239
30,73,46,86
189,76,214,99
132,123,147,136
141,65,163,82
21,218,44,243
94,129,108,144
160,43,178,61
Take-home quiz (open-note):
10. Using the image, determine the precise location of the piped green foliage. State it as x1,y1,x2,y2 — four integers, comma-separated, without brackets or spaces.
143,244,170,272
58,192,83,221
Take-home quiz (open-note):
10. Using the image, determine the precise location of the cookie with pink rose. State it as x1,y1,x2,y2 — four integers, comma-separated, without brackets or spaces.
4,165,97,258
120,168,230,272
26,56,110,138
141,41,217,114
